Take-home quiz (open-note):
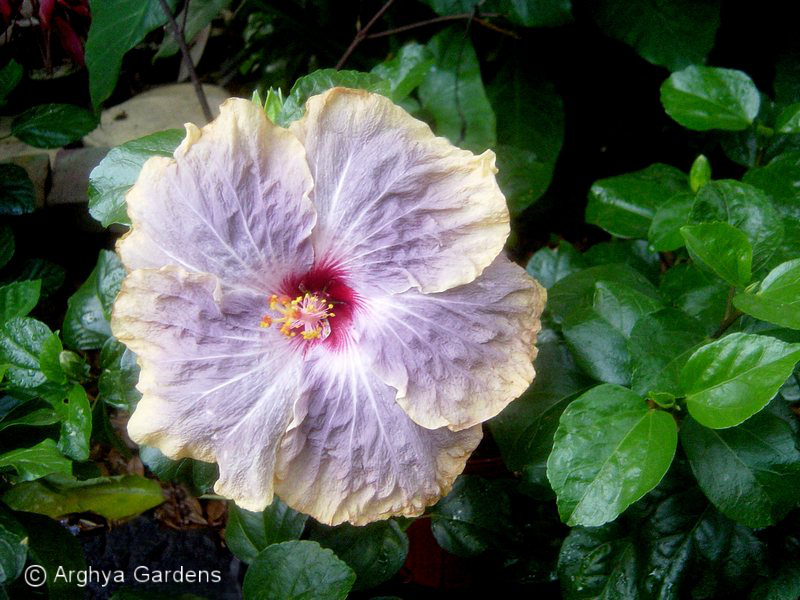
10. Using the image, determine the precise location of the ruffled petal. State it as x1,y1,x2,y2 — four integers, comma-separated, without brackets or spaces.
273,345,482,525
111,266,302,511
361,255,545,431
289,87,509,295
118,98,316,292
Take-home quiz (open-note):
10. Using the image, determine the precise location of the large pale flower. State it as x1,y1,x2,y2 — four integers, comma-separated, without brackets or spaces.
111,88,545,525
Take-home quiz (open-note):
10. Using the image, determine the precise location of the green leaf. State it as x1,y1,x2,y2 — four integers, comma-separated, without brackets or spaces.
0,279,40,323
0,399,59,432
0,226,14,269
525,241,586,289
0,439,71,482
547,384,677,526
11,104,98,149
733,259,800,329
85,0,179,109
88,128,185,227
489,339,593,490
629,308,707,397
558,523,639,599
307,520,408,590
583,239,661,284
16,259,65,297
0,317,52,390
487,63,564,215
775,102,800,133
419,27,496,153
430,475,513,557
0,505,27,585
593,0,719,72
63,250,125,350
660,66,760,131
371,42,434,102
98,337,141,410
55,385,92,461
659,263,728,335
39,332,66,384
155,0,230,59
17,512,86,600
647,192,694,252
586,163,689,238
681,333,800,428
548,263,659,324
690,180,784,274
0,60,23,106
689,154,712,192
500,0,572,27
681,414,800,528
681,222,753,287
139,446,218,496
3,474,164,519
224,498,307,564
277,70,389,127
242,540,355,600
0,164,35,216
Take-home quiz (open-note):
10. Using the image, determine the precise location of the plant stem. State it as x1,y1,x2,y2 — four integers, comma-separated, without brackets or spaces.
158,0,213,123
712,286,742,338
366,12,516,39
336,0,396,70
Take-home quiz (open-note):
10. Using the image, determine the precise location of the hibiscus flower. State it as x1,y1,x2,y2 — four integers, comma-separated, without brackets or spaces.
111,88,545,525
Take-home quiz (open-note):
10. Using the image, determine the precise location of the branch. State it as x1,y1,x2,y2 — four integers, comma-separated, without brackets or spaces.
336,0,396,70
366,12,517,39
158,0,213,123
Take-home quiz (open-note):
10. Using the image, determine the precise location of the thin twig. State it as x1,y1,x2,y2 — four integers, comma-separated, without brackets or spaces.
336,0,396,70
712,286,742,338
158,0,213,123
366,12,516,39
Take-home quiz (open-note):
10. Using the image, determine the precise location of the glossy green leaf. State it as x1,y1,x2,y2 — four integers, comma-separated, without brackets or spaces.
11,104,98,148
277,70,389,127
0,59,22,106
16,259,65,297
660,66,760,131
0,317,52,390
0,279,40,323
548,264,659,324
307,520,408,590
593,0,719,71
0,399,59,432
557,523,639,599
659,263,728,335
371,42,434,102
547,384,677,526
586,163,688,238
690,180,784,274
39,332,67,384
681,414,800,527
138,445,217,496
88,128,185,227
525,241,586,289
775,102,800,133
733,259,800,329
0,505,26,585
0,226,14,269
3,474,164,519
419,27,496,152
242,540,355,600
488,63,564,214
63,250,125,350
55,385,92,461
17,512,86,600
430,475,513,557
592,281,664,338
224,498,307,564
689,154,711,191
98,337,141,410
647,192,694,251
628,309,707,397
85,0,179,108
0,439,71,482
155,0,230,59
681,222,753,287
682,333,800,428
583,239,661,283
489,339,593,488
0,164,35,216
